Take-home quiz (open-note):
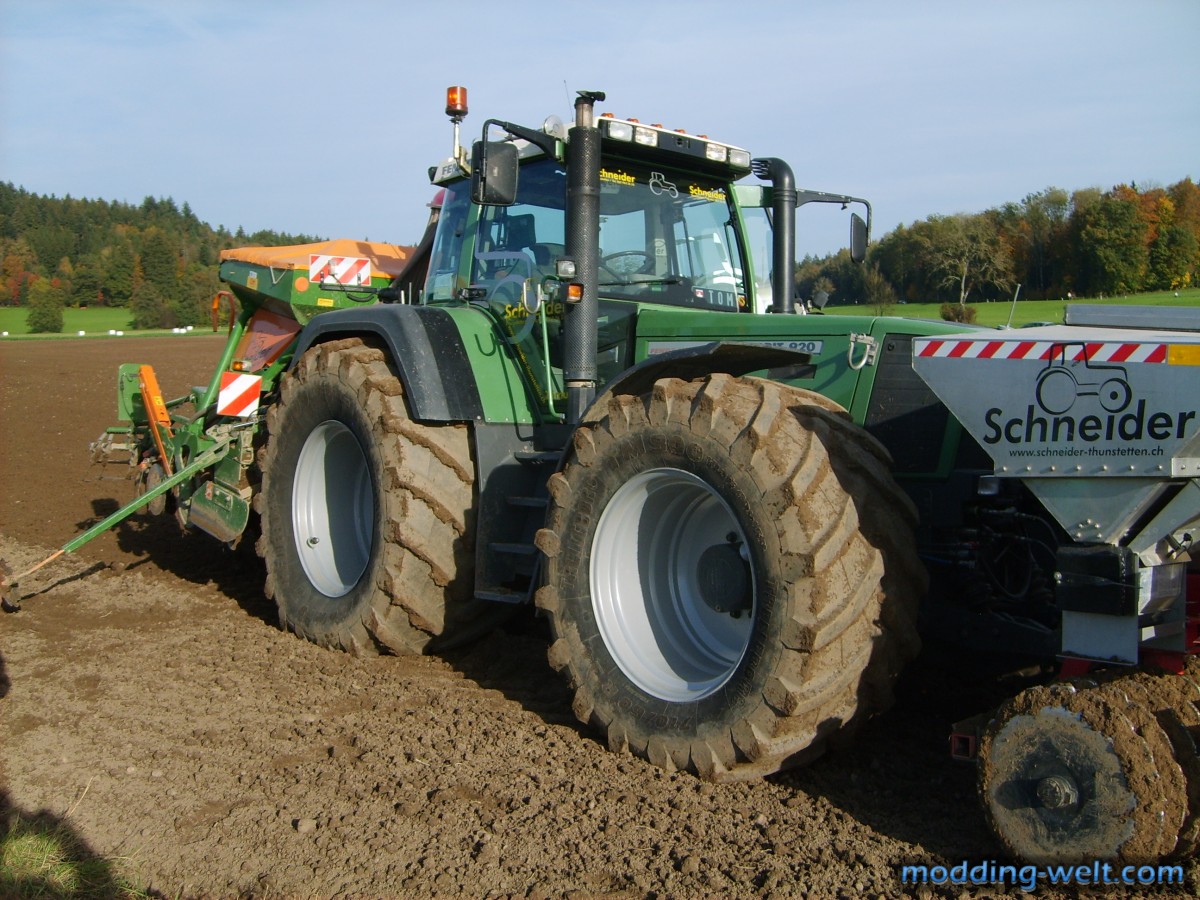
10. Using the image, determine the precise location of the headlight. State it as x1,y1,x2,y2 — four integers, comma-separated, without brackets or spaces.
634,126,658,147
605,120,633,142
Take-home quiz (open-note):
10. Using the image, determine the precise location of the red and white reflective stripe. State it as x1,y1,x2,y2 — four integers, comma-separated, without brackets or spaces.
914,338,1167,363
217,372,263,418
308,254,371,286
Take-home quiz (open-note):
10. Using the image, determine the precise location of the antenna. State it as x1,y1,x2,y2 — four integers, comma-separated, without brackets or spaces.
1005,283,1022,329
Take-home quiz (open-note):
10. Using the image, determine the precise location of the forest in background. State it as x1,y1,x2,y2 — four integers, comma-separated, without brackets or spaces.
0,183,327,331
805,178,1200,314
2,176,1198,332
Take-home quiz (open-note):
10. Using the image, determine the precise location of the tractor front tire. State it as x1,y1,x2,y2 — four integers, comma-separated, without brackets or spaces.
535,374,924,781
257,338,498,655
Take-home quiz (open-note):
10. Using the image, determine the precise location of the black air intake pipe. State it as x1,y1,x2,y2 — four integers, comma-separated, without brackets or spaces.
751,157,797,314
563,90,605,423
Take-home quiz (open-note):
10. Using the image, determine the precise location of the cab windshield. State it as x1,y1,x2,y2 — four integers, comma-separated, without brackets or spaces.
595,163,746,311
425,158,748,311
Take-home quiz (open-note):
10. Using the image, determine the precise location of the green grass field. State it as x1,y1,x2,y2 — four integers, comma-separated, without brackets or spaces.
0,306,134,337
828,287,1200,328
2,288,1199,339
0,306,218,339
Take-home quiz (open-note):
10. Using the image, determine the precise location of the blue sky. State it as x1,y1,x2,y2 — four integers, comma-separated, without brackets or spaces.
1,0,1197,256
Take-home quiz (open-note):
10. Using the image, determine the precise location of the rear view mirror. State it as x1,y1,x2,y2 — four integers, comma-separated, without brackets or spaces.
471,141,519,206
850,213,868,263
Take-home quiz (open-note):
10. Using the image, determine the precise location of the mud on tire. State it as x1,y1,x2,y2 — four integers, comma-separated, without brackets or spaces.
535,374,924,781
256,338,503,655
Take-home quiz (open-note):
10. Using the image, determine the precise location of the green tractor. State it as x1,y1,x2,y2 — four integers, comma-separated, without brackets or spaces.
13,86,1200,864
233,89,934,785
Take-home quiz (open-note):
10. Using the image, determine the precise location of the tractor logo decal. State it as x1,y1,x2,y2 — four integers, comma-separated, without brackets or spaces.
1033,343,1134,416
597,168,723,203
976,342,1193,448
913,336,1200,468
599,167,636,186
687,184,726,202
648,172,678,198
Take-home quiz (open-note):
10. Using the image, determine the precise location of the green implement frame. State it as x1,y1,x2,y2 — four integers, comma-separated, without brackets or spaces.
0,439,230,610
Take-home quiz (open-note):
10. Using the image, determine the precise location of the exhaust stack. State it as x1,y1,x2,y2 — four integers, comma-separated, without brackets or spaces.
751,157,797,314
563,90,605,424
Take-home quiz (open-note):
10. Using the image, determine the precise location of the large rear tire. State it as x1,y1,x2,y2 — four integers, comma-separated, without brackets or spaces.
535,374,924,780
257,338,501,655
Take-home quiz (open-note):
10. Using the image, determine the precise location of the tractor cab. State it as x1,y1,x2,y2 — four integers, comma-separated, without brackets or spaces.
425,101,759,311
424,152,754,404
421,88,868,417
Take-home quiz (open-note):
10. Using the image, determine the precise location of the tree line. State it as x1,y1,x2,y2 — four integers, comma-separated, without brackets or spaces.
0,182,323,332
799,178,1200,313
4,177,1198,333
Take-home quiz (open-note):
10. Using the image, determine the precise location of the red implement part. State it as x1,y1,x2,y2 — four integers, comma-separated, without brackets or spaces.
230,308,301,373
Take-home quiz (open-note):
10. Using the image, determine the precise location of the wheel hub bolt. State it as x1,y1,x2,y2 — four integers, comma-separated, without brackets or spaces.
1036,775,1078,810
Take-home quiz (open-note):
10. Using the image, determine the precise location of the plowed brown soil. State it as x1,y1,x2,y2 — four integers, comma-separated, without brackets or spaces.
1,336,1194,898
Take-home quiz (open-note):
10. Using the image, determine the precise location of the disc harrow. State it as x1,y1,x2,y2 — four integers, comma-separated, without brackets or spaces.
979,669,1200,863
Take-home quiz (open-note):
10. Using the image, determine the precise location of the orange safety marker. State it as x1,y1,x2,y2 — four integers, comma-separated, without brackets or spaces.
138,364,174,476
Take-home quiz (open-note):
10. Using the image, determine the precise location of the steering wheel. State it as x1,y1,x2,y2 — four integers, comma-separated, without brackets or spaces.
600,250,653,282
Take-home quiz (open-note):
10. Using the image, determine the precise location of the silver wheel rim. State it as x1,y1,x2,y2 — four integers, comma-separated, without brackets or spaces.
590,468,755,702
292,420,374,597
